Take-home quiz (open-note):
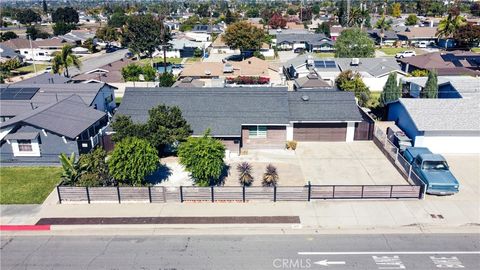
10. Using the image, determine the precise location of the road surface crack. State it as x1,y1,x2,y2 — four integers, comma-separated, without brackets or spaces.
0,237,13,250
85,237,114,269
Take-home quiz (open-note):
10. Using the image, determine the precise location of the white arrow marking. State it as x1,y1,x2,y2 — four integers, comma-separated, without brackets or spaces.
299,251,480,255
314,260,346,266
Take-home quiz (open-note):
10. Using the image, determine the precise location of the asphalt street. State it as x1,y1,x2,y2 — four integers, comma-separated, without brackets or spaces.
1,234,479,270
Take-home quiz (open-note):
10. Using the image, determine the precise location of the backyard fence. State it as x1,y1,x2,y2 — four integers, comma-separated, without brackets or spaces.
57,183,423,204
373,127,427,190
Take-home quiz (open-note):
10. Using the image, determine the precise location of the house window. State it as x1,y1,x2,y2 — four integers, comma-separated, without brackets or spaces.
17,140,33,152
249,126,267,139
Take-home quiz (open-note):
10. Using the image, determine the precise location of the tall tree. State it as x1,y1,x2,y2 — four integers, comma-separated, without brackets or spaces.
315,22,331,36
223,21,265,53
334,28,375,58
405,14,418,26
436,11,466,49
108,137,158,186
391,3,402,18
420,71,438,99
335,70,371,107
51,44,81,77
268,12,287,29
453,24,480,49
16,9,41,25
177,129,226,187
95,26,119,44
381,73,402,106
52,7,79,24
375,15,393,47
123,14,171,67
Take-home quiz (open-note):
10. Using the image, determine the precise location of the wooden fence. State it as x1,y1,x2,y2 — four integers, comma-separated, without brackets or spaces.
57,183,423,204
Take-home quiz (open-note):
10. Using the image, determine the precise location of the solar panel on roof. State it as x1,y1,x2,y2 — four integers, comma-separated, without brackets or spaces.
314,60,336,69
0,87,39,100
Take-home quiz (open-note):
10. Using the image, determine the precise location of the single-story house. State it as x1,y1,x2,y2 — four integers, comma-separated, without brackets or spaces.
0,38,74,61
293,73,332,90
0,95,109,164
329,25,345,41
210,35,237,54
172,77,205,88
284,55,407,91
388,97,480,154
14,73,71,85
168,37,210,58
397,27,438,46
58,30,96,45
368,29,399,47
276,33,335,52
268,28,310,36
401,76,480,98
0,44,24,63
115,87,374,155
0,83,116,122
71,58,134,84
398,51,480,76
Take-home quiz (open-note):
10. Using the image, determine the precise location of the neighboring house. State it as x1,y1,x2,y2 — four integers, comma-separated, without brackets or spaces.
294,73,332,90
116,87,374,155
179,57,282,86
0,83,116,122
276,33,335,52
284,55,406,91
0,44,24,63
168,37,210,58
0,95,109,164
14,73,71,85
401,76,480,98
387,97,480,154
398,51,480,76
269,28,310,36
58,30,96,45
397,27,438,46
329,25,344,41
71,58,134,84
210,35,237,54
0,38,73,61
307,16,331,32
172,77,205,88
185,24,223,42
368,29,399,46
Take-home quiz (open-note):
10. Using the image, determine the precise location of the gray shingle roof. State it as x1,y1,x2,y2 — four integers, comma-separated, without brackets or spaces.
276,33,332,45
398,97,480,132
117,87,290,136
401,76,480,96
335,58,404,77
288,91,363,122
1,95,106,139
14,73,71,85
117,87,363,136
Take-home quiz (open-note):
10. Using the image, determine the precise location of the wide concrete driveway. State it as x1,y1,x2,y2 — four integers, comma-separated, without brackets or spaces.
296,141,407,185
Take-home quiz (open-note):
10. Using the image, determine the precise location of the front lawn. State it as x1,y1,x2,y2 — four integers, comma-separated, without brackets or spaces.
12,64,48,74
185,57,202,63
314,52,335,58
135,57,183,65
377,47,407,55
472,48,480,53
0,167,62,204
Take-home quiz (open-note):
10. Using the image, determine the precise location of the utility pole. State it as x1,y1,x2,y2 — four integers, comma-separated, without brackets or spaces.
29,36,37,75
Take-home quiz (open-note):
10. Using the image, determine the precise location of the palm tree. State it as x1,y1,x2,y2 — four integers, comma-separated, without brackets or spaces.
262,164,279,187
237,162,254,186
436,14,466,49
375,16,392,47
52,44,81,77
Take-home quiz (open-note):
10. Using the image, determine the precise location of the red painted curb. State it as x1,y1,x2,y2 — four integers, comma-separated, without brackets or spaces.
0,225,51,231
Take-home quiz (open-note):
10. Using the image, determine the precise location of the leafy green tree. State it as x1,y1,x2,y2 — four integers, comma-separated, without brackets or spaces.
315,22,330,36
108,11,128,28
237,162,254,186
405,14,418,26
121,63,156,81
52,7,79,24
253,51,265,60
52,22,77,36
52,44,81,77
391,3,402,18
411,69,429,77
59,153,86,185
335,70,371,106
262,164,278,187
420,71,438,99
95,26,119,43
312,4,321,15
108,137,158,186
196,3,210,17
123,14,171,67
112,105,192,153
78,148,111,187
287,8,297,15
82,38,97,53
26,25,50,40
437,12,466,49
178,129,226,187
158,72,175,87
0,31,18,41
246,8,259,18
454,24,480,49
16,9,41,25
381,73,401,106
223,21,265,53
337,0,349,27
225,9,236,25
334,28,375,58
193,48,203,58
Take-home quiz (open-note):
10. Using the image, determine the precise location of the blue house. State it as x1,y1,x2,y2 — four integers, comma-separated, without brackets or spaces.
387,98,480,154
401,76,480,99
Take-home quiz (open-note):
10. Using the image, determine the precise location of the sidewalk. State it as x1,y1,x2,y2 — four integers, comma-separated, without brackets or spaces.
1,188,479,234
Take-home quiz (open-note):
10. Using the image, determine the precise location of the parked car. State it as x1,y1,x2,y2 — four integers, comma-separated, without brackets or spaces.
43,66,52,73
106,46,119,53
395,50,416,58
124,51,134,58
294,47,305,54
416,41,429,48
402,147,459,195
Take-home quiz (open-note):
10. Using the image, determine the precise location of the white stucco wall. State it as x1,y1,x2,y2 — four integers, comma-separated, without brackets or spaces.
414,135,480,154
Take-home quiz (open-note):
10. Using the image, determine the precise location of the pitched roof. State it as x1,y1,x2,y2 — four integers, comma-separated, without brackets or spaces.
402,76,480,97
0,38,73,50
116,87,363,136
336,58,404,77
398,97,480,132
397,27,438,39
295,73,332,89
14,73,71,85
398,51,480,75
172,77,205,88
180,57,271,78
0,44,23,59
72,58,134,83
1,95,106,139
276,33,331,44
116,87,290,136
288,91,363,122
